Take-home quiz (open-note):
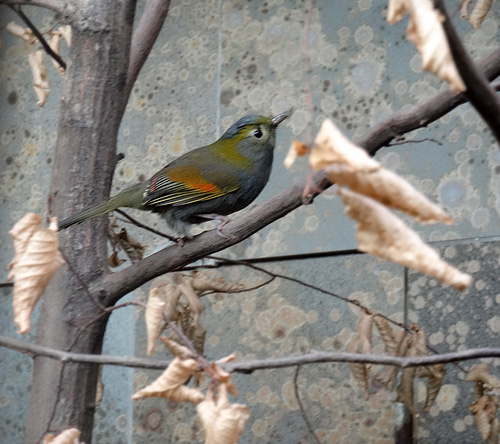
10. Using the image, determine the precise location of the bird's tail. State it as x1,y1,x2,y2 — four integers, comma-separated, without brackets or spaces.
58,185,143,230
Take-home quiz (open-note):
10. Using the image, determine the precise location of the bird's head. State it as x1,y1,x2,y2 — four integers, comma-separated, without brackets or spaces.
220,111,290,149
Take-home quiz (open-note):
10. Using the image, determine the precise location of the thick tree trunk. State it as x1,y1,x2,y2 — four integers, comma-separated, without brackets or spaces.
24,2,136,443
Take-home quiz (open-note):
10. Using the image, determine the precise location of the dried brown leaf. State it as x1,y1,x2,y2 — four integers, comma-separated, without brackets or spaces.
132,357,203,403
146,288,167,355
160,336,193,360
417,363,446,412
43,428,81,444
13,217,64,334
461,0,473,18
467,364,500,389
28,50,50,106
377,330,409,390
470,395,498,440
48,32,65,77
160,282,182,323
7,213,43,277
6,22,37,43
118,228,147,263
95,365,104,407
178,276,205,324
338,188,472,290
190,271,244,293
488,417,500,444
284,140,309,168
108,251,126,268
347,336,369,397
197,382,250,444
310,119,380,173
326,164,453,225
58,25,72,46
469,0,493,28
387,0,466,92
373,315,398,356
357,310,374,361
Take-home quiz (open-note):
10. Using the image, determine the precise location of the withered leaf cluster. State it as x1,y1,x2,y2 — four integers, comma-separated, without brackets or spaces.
467,364,500,443
286,119,472,291
133,339,249,444
461,0,493,29
348,312,445,415
6,23,71,106
108,217,148,267
144,271,243,356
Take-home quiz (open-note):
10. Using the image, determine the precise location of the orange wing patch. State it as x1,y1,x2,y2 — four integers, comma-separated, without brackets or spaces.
167,166,221,193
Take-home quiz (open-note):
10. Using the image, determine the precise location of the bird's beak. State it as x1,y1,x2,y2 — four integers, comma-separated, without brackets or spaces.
271,109,292,127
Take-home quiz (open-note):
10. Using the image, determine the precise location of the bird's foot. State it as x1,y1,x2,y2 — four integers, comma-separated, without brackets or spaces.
197,213,232,238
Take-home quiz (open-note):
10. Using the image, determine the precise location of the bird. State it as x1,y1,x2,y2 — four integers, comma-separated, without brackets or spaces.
58,111,290,239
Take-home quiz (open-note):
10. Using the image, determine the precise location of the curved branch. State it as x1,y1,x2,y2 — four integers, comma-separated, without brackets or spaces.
0,0,73,14
123,0,171,105
96,47,500,305
434,0,500,146
358,47,500,153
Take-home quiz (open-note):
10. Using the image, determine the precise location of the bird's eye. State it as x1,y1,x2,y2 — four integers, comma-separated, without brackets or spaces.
253,128,263,139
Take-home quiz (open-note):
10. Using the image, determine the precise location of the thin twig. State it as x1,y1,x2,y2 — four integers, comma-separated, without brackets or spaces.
388,138,443,147
3,334,500,371
9,5,67,70
116,209,178,242
294,365,322,444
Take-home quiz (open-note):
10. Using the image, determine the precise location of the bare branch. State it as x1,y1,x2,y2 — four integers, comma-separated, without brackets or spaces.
124,0,171,103
97,48,500,305
434,0,500,146
358,47,500,154
0,0,73,14
294,365,322,444
3,334,500,371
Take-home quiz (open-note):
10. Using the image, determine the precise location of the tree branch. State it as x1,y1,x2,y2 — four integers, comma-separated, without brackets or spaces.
123,0,171,105
0,0,73,14
96,47,500,305
3,334,500,371
434,0,500,146
357,47,500,153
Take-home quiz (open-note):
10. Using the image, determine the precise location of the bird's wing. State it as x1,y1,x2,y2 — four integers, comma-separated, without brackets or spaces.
142,164,240,207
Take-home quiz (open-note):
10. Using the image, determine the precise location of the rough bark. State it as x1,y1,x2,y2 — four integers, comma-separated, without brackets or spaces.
24,2,136,443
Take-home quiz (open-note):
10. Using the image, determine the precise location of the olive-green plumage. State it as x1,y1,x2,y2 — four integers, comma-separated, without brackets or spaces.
58,111,289,238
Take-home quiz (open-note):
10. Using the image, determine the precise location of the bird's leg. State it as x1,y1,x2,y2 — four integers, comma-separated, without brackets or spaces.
197,213,232,238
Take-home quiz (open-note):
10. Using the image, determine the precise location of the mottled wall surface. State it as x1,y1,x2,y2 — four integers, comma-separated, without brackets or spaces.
1,0,499,443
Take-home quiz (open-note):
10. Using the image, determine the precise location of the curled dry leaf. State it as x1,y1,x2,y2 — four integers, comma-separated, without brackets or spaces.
118,228,147,263
48,32,65,77
373,315,398,356
6,22,37,43
161,281,182,323
160,336,192,360
357,310,374,360
190,271,244,293
12,217,64,334
338,188,472,290
377,330,409,390
145,288,167,355
347,336,369,398
326,164,453,225
197,382,250,444
132,357,203,404
387,0,466,92
177,276,206,324
470,395,500,441
468,0,493,29
310,119,380,173
284,140,309,168
417,363,446,412
43,428,81,444
7,213,43,278
58,25,72,46
461,0,473,18
28,50,50,106
108,251,126,268
467,363,500,389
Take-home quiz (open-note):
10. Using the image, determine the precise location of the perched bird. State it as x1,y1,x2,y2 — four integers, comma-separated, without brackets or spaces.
58,111,289,239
